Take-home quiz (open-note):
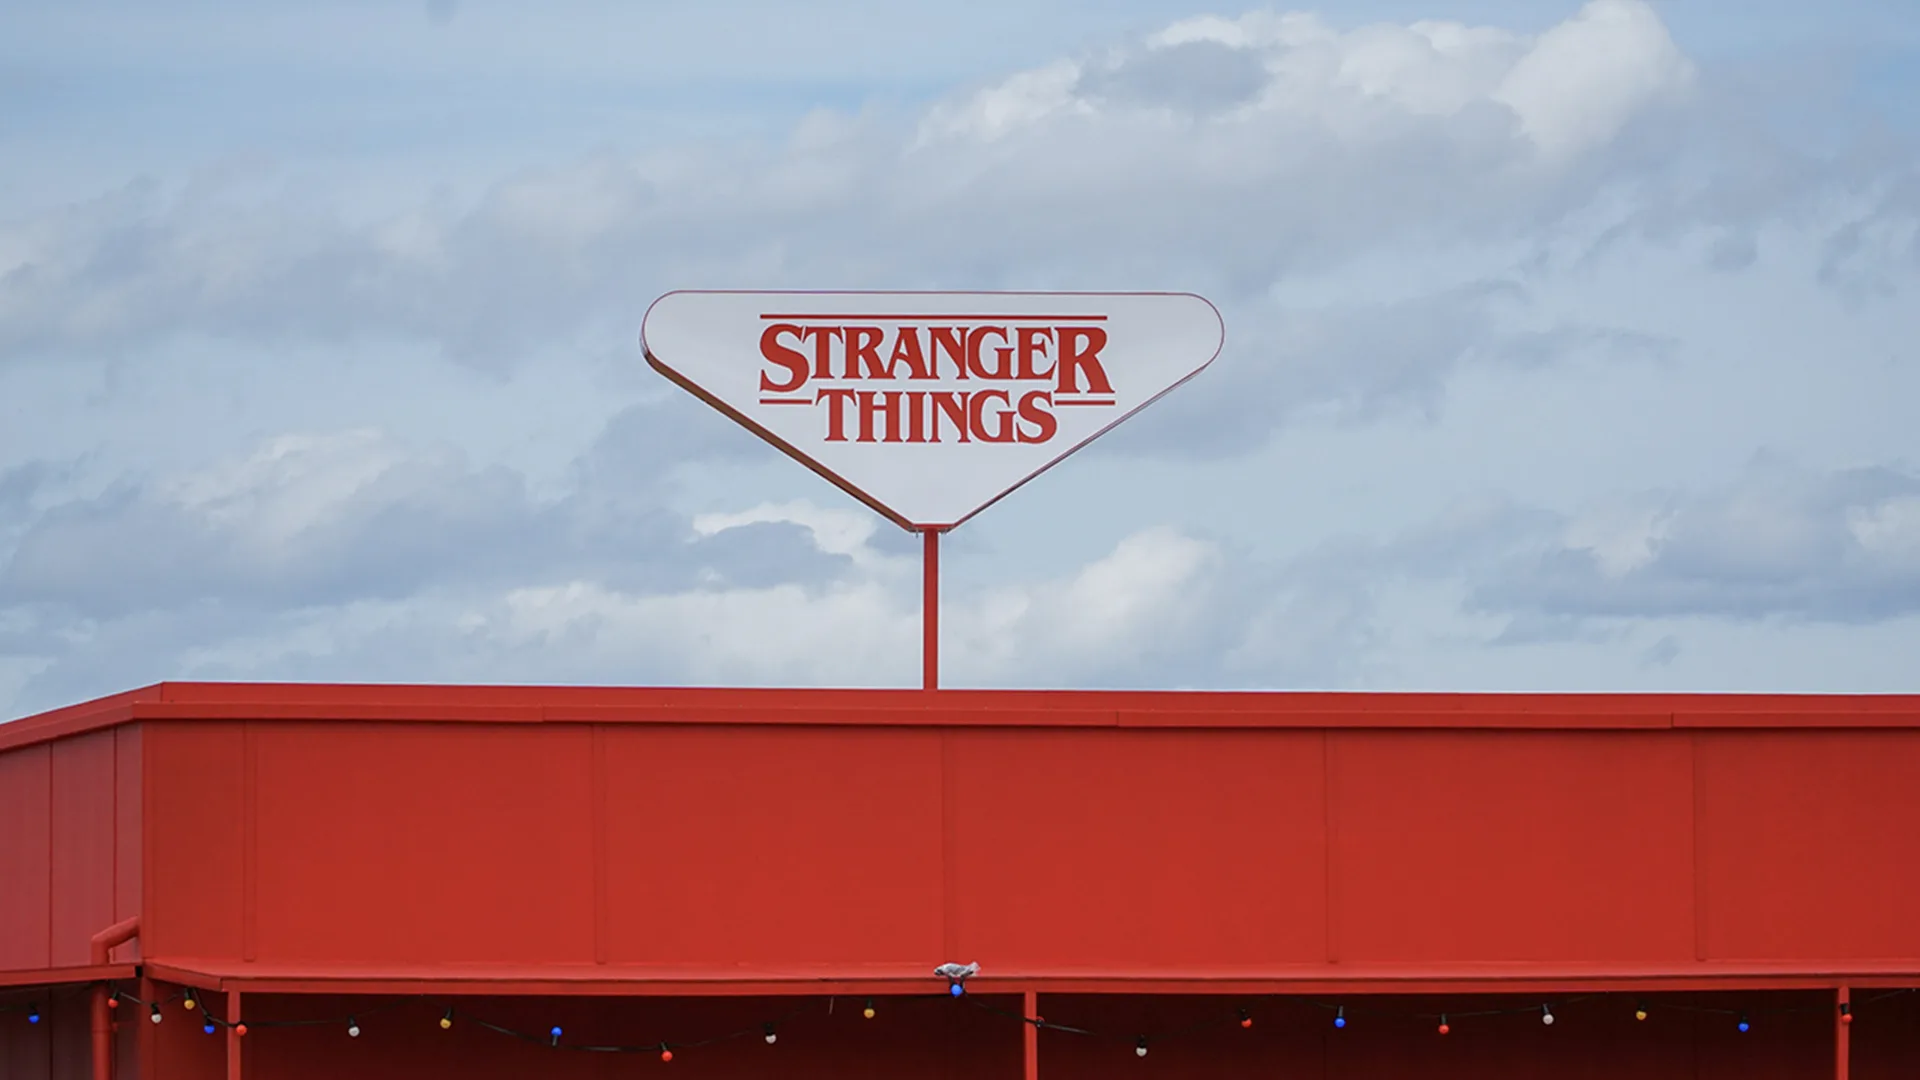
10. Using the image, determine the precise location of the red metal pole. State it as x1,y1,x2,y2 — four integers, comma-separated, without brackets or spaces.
922,529,939,691
1836,985,1850,1080
227,989,243,1080
89,916,140,1080
1024,990,1039,1080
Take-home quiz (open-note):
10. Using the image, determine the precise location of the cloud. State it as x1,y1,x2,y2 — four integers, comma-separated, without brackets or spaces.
1458,460,1920,625
0,1,1727,387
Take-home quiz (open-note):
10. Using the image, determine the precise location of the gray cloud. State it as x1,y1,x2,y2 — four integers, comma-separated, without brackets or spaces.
1076,40,1271,114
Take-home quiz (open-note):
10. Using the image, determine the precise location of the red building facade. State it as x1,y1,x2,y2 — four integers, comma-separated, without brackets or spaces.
4,682,1919,1078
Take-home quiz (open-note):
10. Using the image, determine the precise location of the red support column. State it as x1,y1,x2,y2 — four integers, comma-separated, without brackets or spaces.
922,529,940,691
227,990,243,1080
1024,990,1039,1080
1836,986,1850,1080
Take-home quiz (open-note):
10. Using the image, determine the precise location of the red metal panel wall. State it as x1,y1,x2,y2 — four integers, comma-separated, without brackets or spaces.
136,714,1920,978
0,744,51,971
1330,730,1698,965
49,732,117,968
602,724,947,966
144,723,245,961
1699,731,1920,960
949,728,1327,971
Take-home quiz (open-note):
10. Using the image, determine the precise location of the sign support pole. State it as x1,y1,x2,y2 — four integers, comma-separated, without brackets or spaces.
922,529,940,691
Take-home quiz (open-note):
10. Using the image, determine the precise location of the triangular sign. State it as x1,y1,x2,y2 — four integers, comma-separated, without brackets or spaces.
642,291,1223,530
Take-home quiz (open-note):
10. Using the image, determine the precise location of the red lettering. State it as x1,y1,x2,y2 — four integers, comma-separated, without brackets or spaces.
905,390,928,443
1015,327,1055,381
758,323,809,394
929,327,968,379
857,390,903,443
1015,389,1056,443
845,326,884,379
966,326,1013,379
1056,326,1113,394
930,391,970,443
969,388,1015,443
818,388,856,441
799,326,842,380
886,327,933,380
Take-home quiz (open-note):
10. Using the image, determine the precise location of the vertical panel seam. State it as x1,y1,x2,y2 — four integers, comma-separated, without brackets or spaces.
1691,728,1706,963
45,743,54,968
941,729,959,960
592,725,610,965
243,721,258,962
1323,729,1339,966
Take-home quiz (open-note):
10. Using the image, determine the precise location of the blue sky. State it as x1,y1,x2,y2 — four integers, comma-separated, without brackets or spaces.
2,0,1918,716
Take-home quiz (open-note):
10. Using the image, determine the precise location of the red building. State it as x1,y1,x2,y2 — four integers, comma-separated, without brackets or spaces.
3,682,1919,1079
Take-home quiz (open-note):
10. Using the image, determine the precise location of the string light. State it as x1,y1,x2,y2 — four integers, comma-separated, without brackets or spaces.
764,1023,778,1045
149,1004,163,1025
107,997,118,1010
235,1024,248,1038
1238,1009,1252,1029
659,1044,673,1063
1839,1003,1852,1025
1135,1037,1149,1058
27,1006,40,1025
440,1008,453,1030
949,983,965,998
863,999,876,1020
1333,1006,1346,1029
549,1025,563,1046
202,1020,217,1035
1437,1014,1450,1036
1737,1014,1750,1034
1635,1002,1648,1022
1541,1004,1555,1026
183,992,197,1012
347,1017,361,1038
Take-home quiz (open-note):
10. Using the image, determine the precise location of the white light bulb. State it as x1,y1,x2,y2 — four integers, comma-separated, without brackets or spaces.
348,1023,361,1038
765,1033,777,1044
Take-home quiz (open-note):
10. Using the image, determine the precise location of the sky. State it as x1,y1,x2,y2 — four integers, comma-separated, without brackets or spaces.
2,0,1918,717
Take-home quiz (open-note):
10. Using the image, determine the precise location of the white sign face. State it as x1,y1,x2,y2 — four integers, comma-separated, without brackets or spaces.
642,291,1223,530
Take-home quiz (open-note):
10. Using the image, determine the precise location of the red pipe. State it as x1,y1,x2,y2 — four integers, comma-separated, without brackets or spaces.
1836,985,1850,1080
90,916,141,1080
922,530,940,691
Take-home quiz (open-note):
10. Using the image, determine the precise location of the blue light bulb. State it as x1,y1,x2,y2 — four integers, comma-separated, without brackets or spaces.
551,1026,563,1039
949,983,965,997
27,1008,40,1024
1334,1006,1347,1029
1737,1015,1750,1034
203,1021,217,1035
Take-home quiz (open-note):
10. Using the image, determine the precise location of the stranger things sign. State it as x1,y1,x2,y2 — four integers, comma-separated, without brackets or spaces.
642,291,1223,530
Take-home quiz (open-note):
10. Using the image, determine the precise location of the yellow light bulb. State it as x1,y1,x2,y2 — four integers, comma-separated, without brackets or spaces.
1635,1009,1647,1021
183,997,197,1012
863,1006,876,1020
440,1017,452,1030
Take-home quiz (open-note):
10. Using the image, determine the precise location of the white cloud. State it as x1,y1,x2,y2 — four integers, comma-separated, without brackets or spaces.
1493,0,1692,156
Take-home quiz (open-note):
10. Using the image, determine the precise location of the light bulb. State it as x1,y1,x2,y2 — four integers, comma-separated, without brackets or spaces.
183,994,197,1012
1238,1009,1252,1029
764,1024,777,1045
1840,1003,1852,1025
149,1004,163,1025
1541,1005,1554,1026
1635,1003,1648,1022
440,1009,453,1030
950,983,965,997
550,1025,563,1046
28,1007,41,1025
235,1024,248,1038
1438,1015,1450,1036
202,1021,217,1035
1333,1006,1346,1030
863,999,876,1020
1737,1015,1750,1034
660,1046,674,1063
1135,1037,1149,1058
